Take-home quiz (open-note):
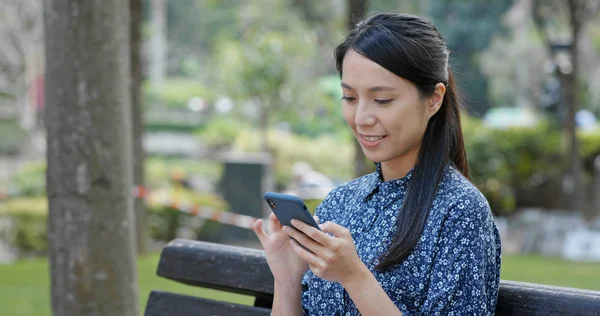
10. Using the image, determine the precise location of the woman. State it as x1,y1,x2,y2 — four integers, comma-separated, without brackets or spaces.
254,12,501,315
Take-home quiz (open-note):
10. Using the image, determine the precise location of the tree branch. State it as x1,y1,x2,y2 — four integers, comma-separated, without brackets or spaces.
531,0,555,56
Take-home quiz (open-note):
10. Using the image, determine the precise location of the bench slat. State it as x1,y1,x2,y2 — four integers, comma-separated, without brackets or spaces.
496,281,600,316
157,239,600,315
157,239,274,296
144,291,271,316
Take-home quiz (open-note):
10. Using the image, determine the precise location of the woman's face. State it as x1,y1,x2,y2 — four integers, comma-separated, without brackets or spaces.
341,49,444,168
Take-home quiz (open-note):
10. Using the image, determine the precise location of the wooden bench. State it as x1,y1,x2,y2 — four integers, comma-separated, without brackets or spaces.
144,238,600,316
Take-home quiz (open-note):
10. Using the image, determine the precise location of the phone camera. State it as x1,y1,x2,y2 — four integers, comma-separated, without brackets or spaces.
267,199,277,209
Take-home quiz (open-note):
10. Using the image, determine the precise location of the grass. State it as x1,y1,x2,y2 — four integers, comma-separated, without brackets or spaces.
500,255,600,290
0,253,253,316
0,253,599,316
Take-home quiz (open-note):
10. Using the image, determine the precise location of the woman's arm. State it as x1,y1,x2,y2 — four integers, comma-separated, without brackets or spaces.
284,219,404,315
272,280,304,316
342,264,403,315
253,214,311,316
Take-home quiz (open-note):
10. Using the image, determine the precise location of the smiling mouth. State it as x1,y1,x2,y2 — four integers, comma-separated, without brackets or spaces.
359,134,386,142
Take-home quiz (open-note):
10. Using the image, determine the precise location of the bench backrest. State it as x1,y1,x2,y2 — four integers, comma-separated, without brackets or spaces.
144,239,600,316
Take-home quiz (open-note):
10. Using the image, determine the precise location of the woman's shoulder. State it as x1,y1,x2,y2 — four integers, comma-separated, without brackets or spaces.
315,171,378,216
327,170,379,199
427,166,500,255
436,165,493,221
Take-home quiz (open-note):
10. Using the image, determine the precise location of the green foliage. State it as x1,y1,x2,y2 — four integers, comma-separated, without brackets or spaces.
143,121,201,133
3,161,46,197
146,187,230,242
233,128,353,188
213,32,293,107
0,91,15,99
0,190,228,255
143,78,212,109
0,119,27,155
463,115,567,215
211,5,319,127
145,157,223,188
429,0,514,115
163,0,241,77
5,158,224,201
304,199,323,215
280,76,351,139
579,128,600,173
0,197,47,255
193,116,249,150
0,157,228,255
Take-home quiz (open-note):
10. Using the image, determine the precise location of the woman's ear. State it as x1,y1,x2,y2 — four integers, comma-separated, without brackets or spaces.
426,83,446,119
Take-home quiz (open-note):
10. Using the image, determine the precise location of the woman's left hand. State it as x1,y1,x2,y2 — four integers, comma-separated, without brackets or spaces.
283,219,368,286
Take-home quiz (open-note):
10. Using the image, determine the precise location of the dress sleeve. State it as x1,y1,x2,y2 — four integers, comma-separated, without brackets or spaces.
313,187,337,223
417,194,501,316
301,274,311,315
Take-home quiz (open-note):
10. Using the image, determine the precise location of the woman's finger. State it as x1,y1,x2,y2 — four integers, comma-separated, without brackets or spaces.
269,213,283,233
314,215,320,224
283,225,324,255
289,238,325,267
290,219,333,247
253,219,268,245
320,221,351,239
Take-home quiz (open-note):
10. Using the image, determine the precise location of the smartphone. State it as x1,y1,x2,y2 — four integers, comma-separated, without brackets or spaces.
263,192,321,231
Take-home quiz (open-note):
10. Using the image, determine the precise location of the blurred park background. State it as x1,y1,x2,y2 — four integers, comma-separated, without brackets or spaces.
1,0,600,315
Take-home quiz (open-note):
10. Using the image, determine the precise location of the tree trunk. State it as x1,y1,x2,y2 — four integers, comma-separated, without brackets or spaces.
346,0,371,177
346,0,369,30
131,0,148,254
259,99,270,153
150,0,166,89
564,0,583,211
595,155,600,218
44,0,139,315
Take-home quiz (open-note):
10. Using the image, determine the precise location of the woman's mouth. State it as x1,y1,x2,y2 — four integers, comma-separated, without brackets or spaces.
358,133,386,147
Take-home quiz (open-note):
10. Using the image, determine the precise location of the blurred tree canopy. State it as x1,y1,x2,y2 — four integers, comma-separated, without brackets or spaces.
157,0,241,78
429,0,514,115
132,0,600,215
150,0,517,121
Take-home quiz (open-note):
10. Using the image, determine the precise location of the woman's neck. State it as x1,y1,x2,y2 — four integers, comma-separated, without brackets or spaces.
380,150,419,182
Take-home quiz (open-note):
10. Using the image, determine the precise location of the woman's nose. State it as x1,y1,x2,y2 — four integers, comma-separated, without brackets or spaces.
354,103,376,126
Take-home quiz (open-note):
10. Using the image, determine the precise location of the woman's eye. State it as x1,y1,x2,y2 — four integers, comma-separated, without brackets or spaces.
341,96,356,102
375,99,393,105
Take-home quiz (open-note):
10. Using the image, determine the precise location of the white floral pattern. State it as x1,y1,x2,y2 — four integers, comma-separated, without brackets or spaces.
301,163,502,315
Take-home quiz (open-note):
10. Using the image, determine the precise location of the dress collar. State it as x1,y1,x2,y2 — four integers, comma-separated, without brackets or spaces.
360,163,414,201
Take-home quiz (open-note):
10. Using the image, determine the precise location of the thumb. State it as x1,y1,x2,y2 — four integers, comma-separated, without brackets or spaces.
253,219,268,245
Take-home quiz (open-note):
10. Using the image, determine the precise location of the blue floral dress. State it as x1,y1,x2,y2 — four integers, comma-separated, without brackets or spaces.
301,163,502,315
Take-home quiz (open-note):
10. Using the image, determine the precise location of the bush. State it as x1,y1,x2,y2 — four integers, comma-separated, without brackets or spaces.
304,199,322,215
463,116,567,215
6,158,224,197
232,128,353,188
145,157,223,188
3,161,46,197
143,78,213,109
193,116,247,151
579,128,600,174
0,119,27,155
0,190,229,256
0,197,47,256
144,120,203,133
146,186,230,242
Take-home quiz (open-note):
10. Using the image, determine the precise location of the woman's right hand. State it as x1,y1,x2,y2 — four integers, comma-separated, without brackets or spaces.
253,213,317,285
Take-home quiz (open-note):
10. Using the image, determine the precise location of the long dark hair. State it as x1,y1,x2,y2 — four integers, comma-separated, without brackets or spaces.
334,12,469,270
